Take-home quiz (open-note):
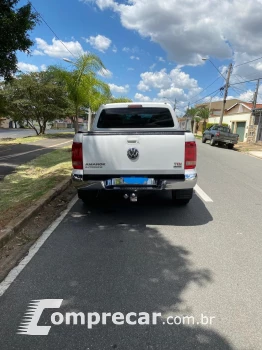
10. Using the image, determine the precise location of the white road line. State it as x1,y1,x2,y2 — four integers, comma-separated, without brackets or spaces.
194,184,213,203
0,141,71,161
0,195,78,297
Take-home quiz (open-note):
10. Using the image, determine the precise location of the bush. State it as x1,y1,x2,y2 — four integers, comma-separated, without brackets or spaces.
206,122,229,130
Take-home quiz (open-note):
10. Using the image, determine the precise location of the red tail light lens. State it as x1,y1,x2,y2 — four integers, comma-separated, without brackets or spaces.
215,132,220,136
72,142,83,169
185,141,196,169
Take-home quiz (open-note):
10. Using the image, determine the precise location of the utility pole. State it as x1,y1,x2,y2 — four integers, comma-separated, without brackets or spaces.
173,98,177,111
208,96,212,116
219,63,233,125
251,79,260,124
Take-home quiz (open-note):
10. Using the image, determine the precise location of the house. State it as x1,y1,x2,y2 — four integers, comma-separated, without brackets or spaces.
178,116,192,131
208,102,262,142
197,99,242,119
253,108,262,142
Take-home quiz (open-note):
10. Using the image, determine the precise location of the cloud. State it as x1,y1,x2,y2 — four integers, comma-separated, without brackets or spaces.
134,93,151,102
40,64,47,72
35,37,85,58
127,67,134,71
32,50,45,56
157,56,165,62
80,0,117,10
85,0,262,67
112,45,117,53
17,62,38,72
149,63,156,70
98,68,113,78
130,56,140,60
85,34,111,52
109,83,129,94
137,67,202,104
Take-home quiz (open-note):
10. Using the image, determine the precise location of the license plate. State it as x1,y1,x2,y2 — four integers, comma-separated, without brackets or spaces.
225,140,231,143
122,177,148,185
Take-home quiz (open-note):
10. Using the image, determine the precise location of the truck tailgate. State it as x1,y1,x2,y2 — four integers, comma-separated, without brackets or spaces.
82,132,186,176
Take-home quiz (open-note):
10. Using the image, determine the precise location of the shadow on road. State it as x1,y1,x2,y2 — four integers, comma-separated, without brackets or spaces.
78,190,213,227
0,193,237,349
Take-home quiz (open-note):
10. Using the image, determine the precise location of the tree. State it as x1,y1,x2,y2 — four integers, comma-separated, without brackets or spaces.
197,106,210,132
108,97,133,103
1,71,70,134
0,0,39,81
49,53,107,133
186,107,199,132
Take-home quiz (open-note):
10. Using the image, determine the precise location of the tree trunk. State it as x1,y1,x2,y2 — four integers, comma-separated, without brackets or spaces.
193,121,197,134
28,121,40,135
191,119,194,132
74,107,79,133
88,108,92,131
42,121,47,134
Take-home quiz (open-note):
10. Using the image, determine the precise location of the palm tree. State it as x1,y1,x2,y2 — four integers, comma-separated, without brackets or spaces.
49,53,108,133
197,106,210,132
186,107,199,132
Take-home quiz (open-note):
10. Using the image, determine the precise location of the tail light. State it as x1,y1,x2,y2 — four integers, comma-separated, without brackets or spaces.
185,141,196,169
72,142,83,169
215,132,220,136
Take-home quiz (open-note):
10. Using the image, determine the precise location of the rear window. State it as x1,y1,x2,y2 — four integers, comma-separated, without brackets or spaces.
218,126,229,132
97,107,175,128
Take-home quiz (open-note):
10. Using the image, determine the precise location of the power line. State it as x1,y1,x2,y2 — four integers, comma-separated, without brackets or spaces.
179,76,222,106
230,78,262,86
190,88,222,107
31,4,77,58
234,56,262,68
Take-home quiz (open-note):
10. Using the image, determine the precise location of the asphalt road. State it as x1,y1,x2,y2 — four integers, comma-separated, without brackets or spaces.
0,137,73,179
0,128,74,139
0,141,261,350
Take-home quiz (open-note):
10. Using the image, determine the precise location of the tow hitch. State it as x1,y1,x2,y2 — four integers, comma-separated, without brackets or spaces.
123,193,138,202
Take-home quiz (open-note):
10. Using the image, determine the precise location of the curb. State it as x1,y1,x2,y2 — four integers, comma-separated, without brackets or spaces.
0,178,72,249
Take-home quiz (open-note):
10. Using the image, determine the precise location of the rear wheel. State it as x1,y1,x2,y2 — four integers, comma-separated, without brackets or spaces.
227,144,234,149
171,189,193,205
78,190,99,205
210,137,216,146
202,136,207,143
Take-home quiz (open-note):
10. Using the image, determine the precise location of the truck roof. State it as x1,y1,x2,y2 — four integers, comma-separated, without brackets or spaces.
102,102,173,108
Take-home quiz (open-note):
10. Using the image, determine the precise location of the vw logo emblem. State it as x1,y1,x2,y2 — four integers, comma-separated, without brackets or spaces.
127,148,139,160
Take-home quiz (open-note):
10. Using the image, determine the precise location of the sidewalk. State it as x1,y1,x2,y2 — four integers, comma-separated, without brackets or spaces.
249,151,262,159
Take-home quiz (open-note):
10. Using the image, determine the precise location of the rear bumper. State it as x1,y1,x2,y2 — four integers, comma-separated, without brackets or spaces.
213,137,238,144
72,170,197,191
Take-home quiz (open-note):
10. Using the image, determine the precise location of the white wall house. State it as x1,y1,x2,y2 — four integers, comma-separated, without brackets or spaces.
208,102,262,142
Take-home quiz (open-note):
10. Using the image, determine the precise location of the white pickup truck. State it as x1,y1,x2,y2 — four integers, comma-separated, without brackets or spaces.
72,102,197,205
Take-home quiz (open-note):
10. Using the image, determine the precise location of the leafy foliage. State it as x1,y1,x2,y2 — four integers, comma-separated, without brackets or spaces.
206,123,229,129
49,54,109,132
0,0,39,81
1,71,70,134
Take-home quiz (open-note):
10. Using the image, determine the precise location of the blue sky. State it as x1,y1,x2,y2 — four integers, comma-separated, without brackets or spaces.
16,0,262,115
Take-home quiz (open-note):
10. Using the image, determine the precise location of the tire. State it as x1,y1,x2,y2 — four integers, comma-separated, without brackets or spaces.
171,189,193,205
202,136,206,143
210,137,216,146
227,144,234,150
78,190,99,205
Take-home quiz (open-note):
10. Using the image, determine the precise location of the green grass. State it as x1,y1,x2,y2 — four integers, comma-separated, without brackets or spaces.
0,132,74,146
0,147,72,228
